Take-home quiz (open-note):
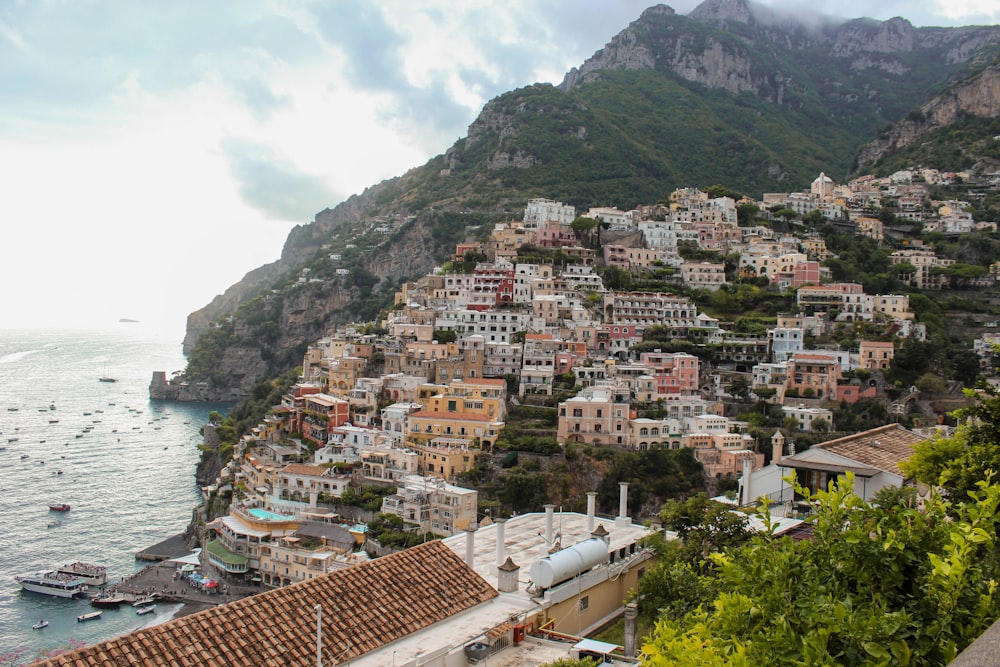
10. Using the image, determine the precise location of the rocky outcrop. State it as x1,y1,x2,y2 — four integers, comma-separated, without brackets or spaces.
856,63,1000,168
559,0,1000,105
195,423,224,487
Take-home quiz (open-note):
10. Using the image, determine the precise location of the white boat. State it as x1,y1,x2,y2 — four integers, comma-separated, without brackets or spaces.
132,595,156,607
47,520,62,528
15,570,88,598
32,620,48,630
58,561,108,586
77,611,102,622
136,605,156,616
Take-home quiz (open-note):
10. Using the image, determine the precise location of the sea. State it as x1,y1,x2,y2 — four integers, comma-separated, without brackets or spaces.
0,326,232,661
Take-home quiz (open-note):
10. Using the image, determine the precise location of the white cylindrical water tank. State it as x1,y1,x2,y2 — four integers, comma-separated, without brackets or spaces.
529,537,608,589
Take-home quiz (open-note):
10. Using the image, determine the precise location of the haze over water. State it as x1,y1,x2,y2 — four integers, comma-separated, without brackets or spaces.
0,326,230,659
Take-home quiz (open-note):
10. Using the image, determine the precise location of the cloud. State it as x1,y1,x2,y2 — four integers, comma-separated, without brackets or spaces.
310,2,408,92
231,77,291,122
220,137,343,222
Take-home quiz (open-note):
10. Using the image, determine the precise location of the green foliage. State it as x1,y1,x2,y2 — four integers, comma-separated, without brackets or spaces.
904,386,1000,500
367,513,442,549
643,474,1000,666
597,447,705,515
869,116,1000,175
432,329,457,344
659,493,752,566
541,658,599,667
339,485,396,511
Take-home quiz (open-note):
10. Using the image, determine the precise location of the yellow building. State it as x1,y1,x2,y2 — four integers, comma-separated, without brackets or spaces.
407,409,501,450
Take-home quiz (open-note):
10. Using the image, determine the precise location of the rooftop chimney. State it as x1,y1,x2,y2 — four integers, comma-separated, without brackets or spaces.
495,518,506,567
544,504,555,545
771,429,785,465
586,492,597,533
616,482,632,527
624,602,639,658
741,458,753,506
497,556,520,593
465,526,477,568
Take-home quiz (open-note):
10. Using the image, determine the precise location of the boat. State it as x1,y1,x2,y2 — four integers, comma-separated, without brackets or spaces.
77,611,102,622
32,620,48,630
48,503,71,511
98,364,117,383
47,520,62,528
136,605,156,616
59,562,108,586
90,592,126,607
132,595,157,607
15,570,88,598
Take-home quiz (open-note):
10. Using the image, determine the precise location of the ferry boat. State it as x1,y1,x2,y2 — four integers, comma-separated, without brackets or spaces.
15,570,88,598
47,503,71,512
58,561,108,586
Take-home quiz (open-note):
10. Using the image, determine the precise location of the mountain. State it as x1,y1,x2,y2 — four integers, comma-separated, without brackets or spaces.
855,61,1000,172
165,1,1000,400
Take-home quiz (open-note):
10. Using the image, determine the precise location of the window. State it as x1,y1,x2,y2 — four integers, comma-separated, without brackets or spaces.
579,596,589,612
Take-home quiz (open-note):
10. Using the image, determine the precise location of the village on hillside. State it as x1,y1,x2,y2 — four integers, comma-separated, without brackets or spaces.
167,167,1000,665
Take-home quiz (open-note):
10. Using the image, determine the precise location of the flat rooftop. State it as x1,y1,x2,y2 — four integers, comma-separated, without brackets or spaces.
442,510,654,595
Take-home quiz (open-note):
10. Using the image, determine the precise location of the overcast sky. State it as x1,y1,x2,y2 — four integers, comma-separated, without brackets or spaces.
1,1,997,340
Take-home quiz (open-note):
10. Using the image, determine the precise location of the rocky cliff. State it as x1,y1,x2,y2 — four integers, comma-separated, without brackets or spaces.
560,1,1000,110
856,62,1000,168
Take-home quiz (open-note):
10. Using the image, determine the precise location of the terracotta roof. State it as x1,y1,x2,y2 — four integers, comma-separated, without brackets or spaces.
815,423,928,476
38,540,497,667
280,463,329,477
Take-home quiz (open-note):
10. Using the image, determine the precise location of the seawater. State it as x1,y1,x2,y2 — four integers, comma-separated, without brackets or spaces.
0,327,230,660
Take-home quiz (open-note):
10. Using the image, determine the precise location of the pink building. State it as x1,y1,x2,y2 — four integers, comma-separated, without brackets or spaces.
787,354,842,401
791,261,821,287
534,220,577,248
639,351,700,395
603,244,629,269
557,385,632,446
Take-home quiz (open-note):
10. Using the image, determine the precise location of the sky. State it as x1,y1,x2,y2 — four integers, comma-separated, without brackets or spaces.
1,1,997,341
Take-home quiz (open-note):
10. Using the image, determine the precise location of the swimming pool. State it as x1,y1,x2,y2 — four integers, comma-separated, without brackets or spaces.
247,508,295,521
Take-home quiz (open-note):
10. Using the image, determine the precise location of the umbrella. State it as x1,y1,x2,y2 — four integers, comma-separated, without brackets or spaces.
205,581,218,588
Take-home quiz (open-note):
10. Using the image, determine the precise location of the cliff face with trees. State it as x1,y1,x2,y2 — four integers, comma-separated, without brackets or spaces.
168,0,1000,399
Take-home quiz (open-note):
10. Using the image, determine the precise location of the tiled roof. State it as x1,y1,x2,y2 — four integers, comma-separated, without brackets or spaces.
280,463,329,476
38,540,497,667
815,423,928,476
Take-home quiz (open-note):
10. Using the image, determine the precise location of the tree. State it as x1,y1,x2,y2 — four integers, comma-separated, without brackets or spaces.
811,417,830,433
729,376,751,399
904,386,1000,500
658,493,752,565
802,209,824,225
737,203,760,226
643,474,1000,666
570,216,598,248
774,208,798,222
432,329,457,344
